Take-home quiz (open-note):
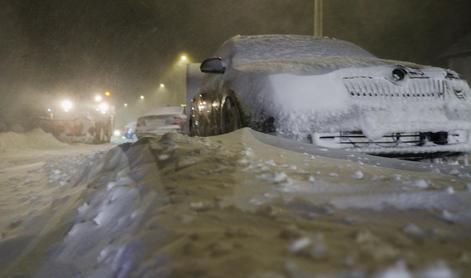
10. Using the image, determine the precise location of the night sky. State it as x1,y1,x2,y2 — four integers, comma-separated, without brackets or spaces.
1,0,471,124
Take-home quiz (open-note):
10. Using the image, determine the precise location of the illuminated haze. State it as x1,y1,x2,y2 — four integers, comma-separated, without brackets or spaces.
1,0,470,128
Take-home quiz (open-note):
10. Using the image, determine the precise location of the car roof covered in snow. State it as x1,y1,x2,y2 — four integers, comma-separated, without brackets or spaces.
213,35,424,74
216,35,376,62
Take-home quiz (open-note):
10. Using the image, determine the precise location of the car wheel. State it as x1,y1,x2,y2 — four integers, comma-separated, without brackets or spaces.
221,97,241,133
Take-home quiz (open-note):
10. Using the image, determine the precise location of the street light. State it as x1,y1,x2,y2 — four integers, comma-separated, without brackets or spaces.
124,103,128,107
180,55,188,62
105,91,112,97
94,95,103,102
160,83,165,88
314,0,323,37
140,95,145,100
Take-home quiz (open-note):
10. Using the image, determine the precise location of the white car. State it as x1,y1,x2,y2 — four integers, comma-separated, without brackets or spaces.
189,34,471,159
136,106,186,138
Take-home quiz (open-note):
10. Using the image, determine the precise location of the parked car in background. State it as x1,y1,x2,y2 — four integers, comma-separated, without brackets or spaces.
136,106,186,139
123,121,137,139
189,34,471,159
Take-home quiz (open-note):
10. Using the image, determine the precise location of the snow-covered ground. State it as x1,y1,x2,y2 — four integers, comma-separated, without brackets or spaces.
0,128,470,277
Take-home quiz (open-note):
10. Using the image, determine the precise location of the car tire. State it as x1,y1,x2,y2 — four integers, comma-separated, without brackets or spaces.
221,97,242,134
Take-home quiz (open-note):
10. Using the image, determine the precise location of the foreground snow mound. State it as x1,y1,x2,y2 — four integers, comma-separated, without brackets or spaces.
0,129,68,153
1,129,470,277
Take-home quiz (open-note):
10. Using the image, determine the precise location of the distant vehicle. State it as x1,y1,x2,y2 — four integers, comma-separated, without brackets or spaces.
188,34,471,159
38,97,114,144
136,106,186,139
123,121,137,140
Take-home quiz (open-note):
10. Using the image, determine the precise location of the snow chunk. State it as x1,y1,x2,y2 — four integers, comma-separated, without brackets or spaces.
352,170,364,180
77,202,90,215
259,172,289,183
417,261,457,278
374,261,412,278
403,223,424,237
413,179,429,189
158,154,170,161
288,237,311,254
441,210,459,223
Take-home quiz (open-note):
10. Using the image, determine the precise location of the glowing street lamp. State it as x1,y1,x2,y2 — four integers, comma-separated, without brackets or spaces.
105,91,111,97
94,95,103,102
180,55,188,62
160,83,165,88
140,95,145,100
124,103,128,107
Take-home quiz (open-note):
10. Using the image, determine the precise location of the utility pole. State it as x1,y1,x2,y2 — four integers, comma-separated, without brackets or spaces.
314,0,323,37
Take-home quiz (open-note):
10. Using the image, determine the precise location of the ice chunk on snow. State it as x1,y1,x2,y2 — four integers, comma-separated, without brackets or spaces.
441,210,458,223
158,154,170,161
403,223,424,237
352,170,364,180
77,202,89,215
417,261,457,278
288,237,311,253
413,179,428,189
241,147,254,157
259,172,288,183
374,261,412,278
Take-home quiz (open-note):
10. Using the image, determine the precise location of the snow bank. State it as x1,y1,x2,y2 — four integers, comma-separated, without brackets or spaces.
0,129,68,153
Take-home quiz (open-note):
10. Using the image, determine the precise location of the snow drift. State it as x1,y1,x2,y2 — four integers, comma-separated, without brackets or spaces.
1,129,470,277
0,129,68,153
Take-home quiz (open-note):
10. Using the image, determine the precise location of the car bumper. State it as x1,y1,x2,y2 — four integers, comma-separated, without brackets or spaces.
312,130,471,155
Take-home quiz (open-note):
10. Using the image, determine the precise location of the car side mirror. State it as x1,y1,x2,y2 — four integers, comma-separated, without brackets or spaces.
200,57,225,74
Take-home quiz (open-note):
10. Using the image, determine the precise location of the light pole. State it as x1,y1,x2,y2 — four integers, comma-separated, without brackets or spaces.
314,0,323,37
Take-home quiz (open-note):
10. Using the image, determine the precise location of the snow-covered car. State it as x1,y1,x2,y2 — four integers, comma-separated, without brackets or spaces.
136,106,186,139
189,34,471,158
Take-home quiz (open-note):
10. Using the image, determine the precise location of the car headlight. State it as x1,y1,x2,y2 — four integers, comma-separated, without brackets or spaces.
60,99,73,112
392,66,407,81
97,102,109,114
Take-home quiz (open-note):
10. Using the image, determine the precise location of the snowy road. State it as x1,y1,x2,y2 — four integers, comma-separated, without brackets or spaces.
0,129,470,277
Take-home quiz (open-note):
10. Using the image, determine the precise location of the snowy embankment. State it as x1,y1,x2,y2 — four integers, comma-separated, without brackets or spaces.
0,129,68,153
1,128,470,277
